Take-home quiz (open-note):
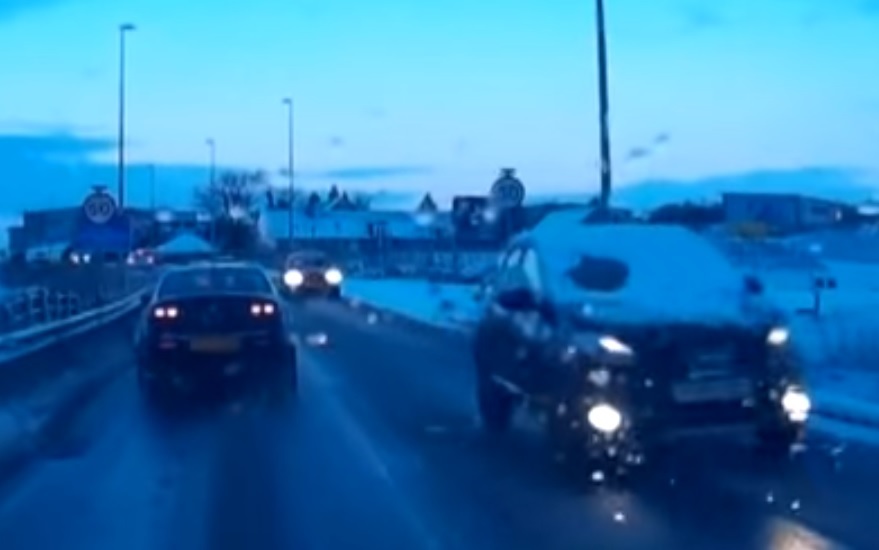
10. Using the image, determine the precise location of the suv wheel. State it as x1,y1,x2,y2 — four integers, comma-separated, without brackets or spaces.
477,377,515,433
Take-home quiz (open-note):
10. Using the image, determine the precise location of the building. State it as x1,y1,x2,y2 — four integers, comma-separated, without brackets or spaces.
7,206,164,261
722,192,845,234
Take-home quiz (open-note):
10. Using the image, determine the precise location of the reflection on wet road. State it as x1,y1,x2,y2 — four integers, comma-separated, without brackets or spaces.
0,298,875,549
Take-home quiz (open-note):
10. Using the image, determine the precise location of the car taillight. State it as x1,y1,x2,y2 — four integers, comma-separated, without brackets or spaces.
250,302,276,316
153,306,179,319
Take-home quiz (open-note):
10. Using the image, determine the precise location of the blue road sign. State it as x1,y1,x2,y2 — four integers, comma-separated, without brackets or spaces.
72,192,132,252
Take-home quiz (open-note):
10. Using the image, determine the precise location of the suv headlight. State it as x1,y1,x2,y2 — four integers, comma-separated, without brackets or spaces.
767,326,789,346
781,386,810,422
324,268,343,285
587,403,623,433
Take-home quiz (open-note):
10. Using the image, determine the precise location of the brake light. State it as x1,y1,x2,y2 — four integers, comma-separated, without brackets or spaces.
250,303,276,316
153,306,179,319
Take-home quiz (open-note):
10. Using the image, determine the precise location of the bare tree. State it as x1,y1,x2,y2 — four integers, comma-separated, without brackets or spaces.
194,170,268,220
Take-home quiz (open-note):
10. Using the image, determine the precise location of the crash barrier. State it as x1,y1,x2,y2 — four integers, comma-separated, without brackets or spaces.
0,287,149,364
0,264,155,334
0,288,83,334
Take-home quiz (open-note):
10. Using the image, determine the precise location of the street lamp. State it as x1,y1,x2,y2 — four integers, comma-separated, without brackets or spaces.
205,138,217,245
282,97,295,249
117,22,136,209
594,0,613,209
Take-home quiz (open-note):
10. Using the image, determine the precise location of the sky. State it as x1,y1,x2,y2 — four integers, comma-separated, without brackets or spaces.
1,0,878,216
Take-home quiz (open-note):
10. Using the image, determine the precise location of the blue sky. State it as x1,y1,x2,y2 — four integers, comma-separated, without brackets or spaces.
1,0,878,215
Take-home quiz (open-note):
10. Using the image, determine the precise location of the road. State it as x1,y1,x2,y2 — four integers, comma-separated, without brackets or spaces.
0,298,876,549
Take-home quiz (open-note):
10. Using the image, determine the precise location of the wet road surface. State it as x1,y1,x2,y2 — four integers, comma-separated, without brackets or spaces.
0,298,876,549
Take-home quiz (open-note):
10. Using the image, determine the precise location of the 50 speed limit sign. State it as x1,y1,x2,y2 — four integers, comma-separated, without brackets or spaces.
82,192,117,224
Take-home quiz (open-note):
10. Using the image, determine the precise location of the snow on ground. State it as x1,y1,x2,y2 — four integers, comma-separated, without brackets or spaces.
343,278,480,331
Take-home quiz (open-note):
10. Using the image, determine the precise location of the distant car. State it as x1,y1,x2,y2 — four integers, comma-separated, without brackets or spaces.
281,251,343,299
134,262,297,407
472,211,810,479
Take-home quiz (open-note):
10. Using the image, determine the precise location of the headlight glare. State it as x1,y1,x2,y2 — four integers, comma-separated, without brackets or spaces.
324,268,343,285
587,403,622,433
781,387,810,422
598,335,632,355
283,269,304,287
767,327,790,346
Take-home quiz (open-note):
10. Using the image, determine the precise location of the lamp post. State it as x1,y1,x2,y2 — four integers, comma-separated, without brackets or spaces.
594,0,613,209
117,23,136,209
282,97,295,250
206,138,217,244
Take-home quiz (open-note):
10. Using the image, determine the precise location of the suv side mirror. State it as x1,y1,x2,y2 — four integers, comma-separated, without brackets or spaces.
496,287,538,311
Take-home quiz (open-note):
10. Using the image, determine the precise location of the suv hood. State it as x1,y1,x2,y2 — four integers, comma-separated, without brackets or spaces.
565,291,779,330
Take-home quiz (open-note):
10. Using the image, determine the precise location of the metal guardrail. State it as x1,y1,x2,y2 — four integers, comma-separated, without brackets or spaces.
0,264,156,333
0,288,83,333
0,288,148,364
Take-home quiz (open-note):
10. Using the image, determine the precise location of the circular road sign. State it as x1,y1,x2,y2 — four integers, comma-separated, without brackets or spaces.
82,191,117,224
490,174,525,208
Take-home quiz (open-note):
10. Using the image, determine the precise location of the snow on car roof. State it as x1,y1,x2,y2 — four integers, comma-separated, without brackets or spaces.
528,211,754,325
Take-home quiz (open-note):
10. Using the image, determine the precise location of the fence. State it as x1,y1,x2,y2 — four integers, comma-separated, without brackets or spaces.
0,263,156,335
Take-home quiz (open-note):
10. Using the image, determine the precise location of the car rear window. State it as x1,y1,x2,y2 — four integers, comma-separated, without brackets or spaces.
158,267,272,297
565,255,630,292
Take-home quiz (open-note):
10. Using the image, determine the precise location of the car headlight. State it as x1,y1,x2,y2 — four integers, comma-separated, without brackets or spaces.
324,268,343,285
598,335,633,355
767,327,790,346
283,269,304,287
781,387,810,422
587,403,623,433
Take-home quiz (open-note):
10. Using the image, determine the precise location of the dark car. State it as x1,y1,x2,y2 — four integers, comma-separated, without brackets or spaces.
281,250,343,298
134,262,298,406
472,211,811,479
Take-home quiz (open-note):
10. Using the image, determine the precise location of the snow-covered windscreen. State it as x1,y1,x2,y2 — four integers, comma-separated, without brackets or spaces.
535,223,749,324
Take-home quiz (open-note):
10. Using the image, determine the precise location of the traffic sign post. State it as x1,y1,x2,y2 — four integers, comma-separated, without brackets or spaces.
82,190,117,224
490,168,525,209
72,188,132,259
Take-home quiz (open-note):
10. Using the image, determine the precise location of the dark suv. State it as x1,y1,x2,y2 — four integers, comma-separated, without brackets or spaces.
472,211,810,478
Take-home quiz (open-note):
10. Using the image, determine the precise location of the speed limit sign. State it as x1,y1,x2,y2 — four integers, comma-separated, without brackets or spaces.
82,192,117,224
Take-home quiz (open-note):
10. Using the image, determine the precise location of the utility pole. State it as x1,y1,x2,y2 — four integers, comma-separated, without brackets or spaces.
595,0,613,209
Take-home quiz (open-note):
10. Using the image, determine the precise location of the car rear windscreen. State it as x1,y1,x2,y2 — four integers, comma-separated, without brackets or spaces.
158,267,273,298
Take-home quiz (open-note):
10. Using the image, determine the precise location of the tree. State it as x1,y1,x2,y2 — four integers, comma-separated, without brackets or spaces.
417,192,438,213
194,170,267,218
350,191,372,210
193,170,268,252
327,184,341,203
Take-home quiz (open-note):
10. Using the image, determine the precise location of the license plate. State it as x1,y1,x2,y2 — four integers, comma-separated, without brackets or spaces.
672,379,752,403
190,336,240,353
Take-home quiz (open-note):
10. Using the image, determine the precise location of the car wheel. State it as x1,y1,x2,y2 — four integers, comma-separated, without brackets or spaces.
477,377,515,433
328,287,342,300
